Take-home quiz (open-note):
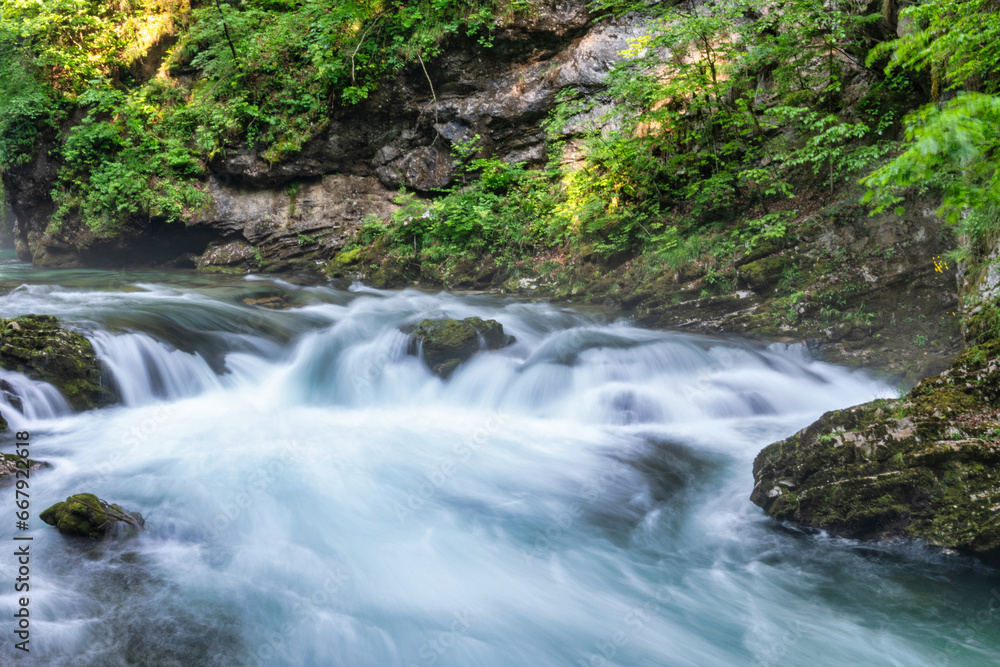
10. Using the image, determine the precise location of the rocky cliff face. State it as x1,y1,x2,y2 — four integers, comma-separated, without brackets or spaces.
2,1,648,272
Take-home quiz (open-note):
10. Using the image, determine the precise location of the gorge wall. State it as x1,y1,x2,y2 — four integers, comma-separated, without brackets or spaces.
4,1,644,272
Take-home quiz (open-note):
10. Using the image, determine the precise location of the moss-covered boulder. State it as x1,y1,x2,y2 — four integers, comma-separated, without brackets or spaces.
751,339,1000,560
40,493,144,539
0,315,113,411
406,316,515,378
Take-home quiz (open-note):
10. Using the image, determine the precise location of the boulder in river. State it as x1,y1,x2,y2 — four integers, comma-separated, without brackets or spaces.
40,493,145,539
407,317,514,378
0,315,113,411
751,338,1000,561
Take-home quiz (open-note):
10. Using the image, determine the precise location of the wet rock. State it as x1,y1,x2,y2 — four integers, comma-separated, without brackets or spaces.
0,315,113,411
407,317,515,378
0,453,49,482
376,144,456,191
40,493,145,539
196,239,260,273
751,339,1000,561
586,195,964,383
243,295,294,309
191,174,399,272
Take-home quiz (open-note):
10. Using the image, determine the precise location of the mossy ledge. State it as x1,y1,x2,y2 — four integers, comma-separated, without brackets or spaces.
0,315,114,411
406,317,515,378
39,493,144,539
751,339,1000,561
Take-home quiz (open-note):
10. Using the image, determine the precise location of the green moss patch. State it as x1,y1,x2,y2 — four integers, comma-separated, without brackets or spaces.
751,344,1000,560
406,317,514,378
40,493,144,539
0,315,114,411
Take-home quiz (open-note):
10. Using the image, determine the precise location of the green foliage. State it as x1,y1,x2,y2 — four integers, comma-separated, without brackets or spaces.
359,149,559,265
736,211,794,251
870,0,1000,97
0,42,52,168
539,0,894,261
862,0,1000,300
180,0,526,162
50,81,209,233
1,0,529,233
862,93,1000,244
2,0,984,296
0,0,186,95
774,107,894,192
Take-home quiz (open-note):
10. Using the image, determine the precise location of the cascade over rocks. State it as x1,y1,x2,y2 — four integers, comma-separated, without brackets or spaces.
406,317,515,378
40,493,145,539
0,315,113,411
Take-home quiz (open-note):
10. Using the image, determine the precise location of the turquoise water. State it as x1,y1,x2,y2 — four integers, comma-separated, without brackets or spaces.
0,255,997,666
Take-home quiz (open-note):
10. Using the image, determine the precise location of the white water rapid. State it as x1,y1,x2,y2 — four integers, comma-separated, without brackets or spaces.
0,260,998,666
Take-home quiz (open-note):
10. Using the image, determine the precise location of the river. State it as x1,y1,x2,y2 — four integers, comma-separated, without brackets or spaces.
0,253,997,666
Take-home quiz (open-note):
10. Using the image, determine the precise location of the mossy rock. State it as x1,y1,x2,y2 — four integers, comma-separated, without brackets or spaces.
964,302,1000,347
751,341,1000,561
324,239,420,288
406,317,515,378
40,493,144,539
0,315,114,411
331,247,362,268
739,255,791,292
0,453,50,482
444,256,499,290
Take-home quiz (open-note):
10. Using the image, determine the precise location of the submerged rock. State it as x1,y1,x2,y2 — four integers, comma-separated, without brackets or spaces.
0,315,113,411
243,295,294,309
751,339,1000,560
407,317,515,378
40,493,145,539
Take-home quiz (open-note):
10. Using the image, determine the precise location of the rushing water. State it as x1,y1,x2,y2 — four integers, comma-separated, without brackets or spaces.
0,254,998,667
